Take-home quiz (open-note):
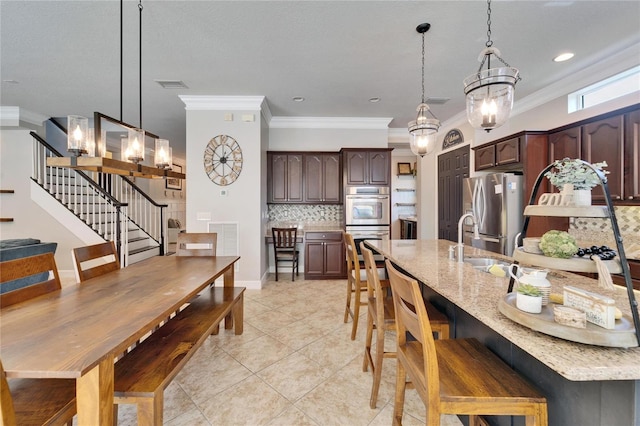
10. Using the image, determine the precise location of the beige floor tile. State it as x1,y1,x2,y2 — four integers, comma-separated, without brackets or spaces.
200,375,291,425
266,405,320,426
298,327,364,371
225,334,295,372
246,309,299,334
257,351,333,402
267,318,328,350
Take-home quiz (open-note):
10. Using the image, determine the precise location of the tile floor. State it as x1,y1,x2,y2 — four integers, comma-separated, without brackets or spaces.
115,275,464,425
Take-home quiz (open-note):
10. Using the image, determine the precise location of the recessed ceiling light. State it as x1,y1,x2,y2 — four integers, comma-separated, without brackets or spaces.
553,53,574,62
292,97,305,102
154,80,188,89
369,97,381,103
2,79,19,84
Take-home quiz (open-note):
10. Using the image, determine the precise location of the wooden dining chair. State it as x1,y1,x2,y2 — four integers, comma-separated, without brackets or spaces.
177,232,217,257
360,243,449,409
343,232,368,340
271,227,299,281
0,252,62,308
385,259,548,426
72,240,120,283
0,254,76,426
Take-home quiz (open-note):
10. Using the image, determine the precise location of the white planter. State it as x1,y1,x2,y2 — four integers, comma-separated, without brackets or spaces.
573,189,592,206
516,293,542,314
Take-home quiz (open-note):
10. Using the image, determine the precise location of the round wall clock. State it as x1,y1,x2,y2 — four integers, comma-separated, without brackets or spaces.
203,134,243,186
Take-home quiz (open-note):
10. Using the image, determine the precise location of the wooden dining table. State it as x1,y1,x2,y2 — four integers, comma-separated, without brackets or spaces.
0,255,240,425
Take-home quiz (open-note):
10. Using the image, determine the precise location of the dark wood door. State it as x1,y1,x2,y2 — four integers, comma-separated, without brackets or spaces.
582,116,624,202
323,154,341,202
438,145,470,242
474,145,495,170
345,151,368,185
625,110,640,202
305,242,325,276
287,154,304,202
369,151,390,186
268,153,288,203
324,241,345,275
304,154,323,203
549,127,581,163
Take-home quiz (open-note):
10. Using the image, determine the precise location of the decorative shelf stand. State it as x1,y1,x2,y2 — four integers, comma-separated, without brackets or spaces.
510,160,640,346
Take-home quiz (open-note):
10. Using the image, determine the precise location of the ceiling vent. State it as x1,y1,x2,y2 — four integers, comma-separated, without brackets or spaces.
155,80,189,89
425,97,449,104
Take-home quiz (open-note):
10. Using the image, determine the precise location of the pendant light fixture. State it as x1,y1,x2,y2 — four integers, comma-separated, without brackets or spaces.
464,0,520,133
408,23,440,157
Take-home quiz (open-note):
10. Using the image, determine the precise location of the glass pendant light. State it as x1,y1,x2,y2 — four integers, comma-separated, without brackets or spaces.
464,0,520,132
154,139,172,169
408,23,440,157
67,115,88,156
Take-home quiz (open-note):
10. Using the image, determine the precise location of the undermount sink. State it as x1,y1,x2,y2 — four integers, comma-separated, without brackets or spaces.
463,257,511,274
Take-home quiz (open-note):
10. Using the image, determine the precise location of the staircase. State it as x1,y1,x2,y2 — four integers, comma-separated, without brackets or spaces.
30,131,167,266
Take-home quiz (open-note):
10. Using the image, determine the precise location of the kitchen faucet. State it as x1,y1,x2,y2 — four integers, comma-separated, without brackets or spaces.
453,213,480,262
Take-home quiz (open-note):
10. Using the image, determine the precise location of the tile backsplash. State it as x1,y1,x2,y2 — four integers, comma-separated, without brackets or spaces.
570,206,640,248
268,204,344,223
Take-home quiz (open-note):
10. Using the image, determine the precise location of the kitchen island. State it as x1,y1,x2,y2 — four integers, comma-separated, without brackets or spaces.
365,239,640,426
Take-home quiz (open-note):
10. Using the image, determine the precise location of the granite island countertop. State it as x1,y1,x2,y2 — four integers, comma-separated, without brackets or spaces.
365,239,640,382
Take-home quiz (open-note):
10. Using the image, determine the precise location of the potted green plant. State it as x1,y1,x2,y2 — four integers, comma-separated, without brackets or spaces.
544,158,609,206
516,283,543,314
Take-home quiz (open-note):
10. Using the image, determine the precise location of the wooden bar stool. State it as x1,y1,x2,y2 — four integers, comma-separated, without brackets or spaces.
343,232,370,340
385,259,548,426
360,244,449,409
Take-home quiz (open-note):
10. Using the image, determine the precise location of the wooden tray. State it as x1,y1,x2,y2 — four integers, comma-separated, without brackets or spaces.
498,293,638,348
513,247,622,274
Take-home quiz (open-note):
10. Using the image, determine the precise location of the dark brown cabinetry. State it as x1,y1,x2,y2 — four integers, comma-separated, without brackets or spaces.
625,110,640,201
303,153,341,203
342,148,392,186
304,232,346,279
474,137,520,170
548,104,639,204
268,153,303,203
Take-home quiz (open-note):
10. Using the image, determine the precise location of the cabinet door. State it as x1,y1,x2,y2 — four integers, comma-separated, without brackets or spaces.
474,145,495,170
345,151,368,185
582,116,624,202
369,151,390,186
269,153,288,203
323,154,341,202
287,154,304,202
496,137,520,166
625,110,640,202
305,241,325,276
304,154,323,203
324,241,345,276
549,127,581,163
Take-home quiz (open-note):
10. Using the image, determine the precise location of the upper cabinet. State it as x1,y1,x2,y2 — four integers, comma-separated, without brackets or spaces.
473,136,525,171
267,152,303,203
625,109,640,201
342,148,392,186
303,153,341,203
548,104,639,205
268,151,341,204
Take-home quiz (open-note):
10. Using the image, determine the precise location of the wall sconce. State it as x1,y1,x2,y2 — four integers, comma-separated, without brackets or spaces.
124,128,145,164
67,115,88,156
154,139,172,169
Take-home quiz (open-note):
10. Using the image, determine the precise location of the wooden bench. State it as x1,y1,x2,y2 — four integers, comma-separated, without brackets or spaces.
113,285,245,425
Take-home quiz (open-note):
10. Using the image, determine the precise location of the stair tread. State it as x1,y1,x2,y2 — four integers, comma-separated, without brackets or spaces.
129,245,160,255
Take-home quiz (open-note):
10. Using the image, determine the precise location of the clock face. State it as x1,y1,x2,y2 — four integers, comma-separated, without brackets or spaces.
203,135,243,186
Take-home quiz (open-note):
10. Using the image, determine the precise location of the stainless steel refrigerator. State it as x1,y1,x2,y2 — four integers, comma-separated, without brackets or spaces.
462,173,524,256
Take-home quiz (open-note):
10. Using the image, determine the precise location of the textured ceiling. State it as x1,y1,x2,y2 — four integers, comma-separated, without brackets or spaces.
1,1,639,159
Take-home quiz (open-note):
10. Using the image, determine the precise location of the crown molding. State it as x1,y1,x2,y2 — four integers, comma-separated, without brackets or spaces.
269,116,392,129
0,106,48,127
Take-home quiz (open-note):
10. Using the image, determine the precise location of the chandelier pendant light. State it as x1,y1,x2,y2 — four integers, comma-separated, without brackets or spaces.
408,23,440,157
463,0,520,133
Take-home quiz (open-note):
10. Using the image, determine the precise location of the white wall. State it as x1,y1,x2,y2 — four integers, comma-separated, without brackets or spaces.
182,105,265,289
0,129,85,272
269,127,388,151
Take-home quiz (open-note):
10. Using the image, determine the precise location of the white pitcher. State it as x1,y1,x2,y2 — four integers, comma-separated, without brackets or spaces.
509,265,551,306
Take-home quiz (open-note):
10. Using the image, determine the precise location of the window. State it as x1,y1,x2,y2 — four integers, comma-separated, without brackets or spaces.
568,66,640,113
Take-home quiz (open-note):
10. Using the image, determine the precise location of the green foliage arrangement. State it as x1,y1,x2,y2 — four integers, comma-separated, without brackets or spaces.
539,230,579,259
516,283,543,297
544,158,609,190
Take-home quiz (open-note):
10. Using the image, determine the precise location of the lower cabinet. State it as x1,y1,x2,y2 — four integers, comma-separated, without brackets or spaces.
304,232,346,279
